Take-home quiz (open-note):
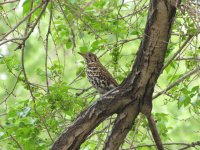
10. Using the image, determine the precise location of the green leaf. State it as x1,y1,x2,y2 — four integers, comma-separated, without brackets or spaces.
80,46,88,52
192,86,199,92
66,40,72,49
23,0,31,15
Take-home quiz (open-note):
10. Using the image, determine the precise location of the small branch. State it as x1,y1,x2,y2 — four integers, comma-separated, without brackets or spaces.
76,86,92,96
111,5,148,21
130,114,144,148
57,0,76,53
0,1,44,43
21,0,35,101
179,141,200,150
162,35,194,71
19,0,54,142
0,71,22,105
175,56,200,61
153,66,200,99
66,3,103,39
20,0,49,101
0,124,24,150
146,114,164,150
45,0,53,93
123,141,199,149
0,37,25,46
0,113,7,116
0,0,19,5
87,118,114,140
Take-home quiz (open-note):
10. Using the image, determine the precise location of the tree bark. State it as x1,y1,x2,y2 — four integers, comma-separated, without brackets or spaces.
52,0,178,149
103,101,139,150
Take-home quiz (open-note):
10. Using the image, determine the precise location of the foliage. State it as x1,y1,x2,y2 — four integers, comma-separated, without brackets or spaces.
0,0,200,149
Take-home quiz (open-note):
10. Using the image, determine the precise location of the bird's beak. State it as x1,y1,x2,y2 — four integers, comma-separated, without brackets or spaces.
78,52,86,58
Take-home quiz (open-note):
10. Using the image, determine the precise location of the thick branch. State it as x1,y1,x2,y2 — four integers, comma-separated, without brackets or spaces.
103,101,140,150
52,90,133,150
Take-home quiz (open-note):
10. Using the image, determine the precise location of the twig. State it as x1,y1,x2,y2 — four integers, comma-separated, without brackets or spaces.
21,0,35,101
130,115,144,148
68,69,84,85
179,141,200,150
0,1,44,43
19,0,54,142
0,0,19,5
0,37,25,46
0,113,7,116
110,5,149,21
65,2,103,39
45,0,53,93
162,35,194,71
76,86,92,96
20,0,49,101
153,66,200,99
122,141,199,149
175,56,200,61
0,70,22,105
57,0,76,53
0,124,24,150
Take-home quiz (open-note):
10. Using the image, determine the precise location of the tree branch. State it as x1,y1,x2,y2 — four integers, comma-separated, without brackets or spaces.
103,101,139,150
123,141,200,149
52,90,133,150
57,0,76,52
146,114,164,150
45,0,53,93
179,141,200,150
162,35,194,71
0,0,19,5
153,66,200,99
0,1,44,44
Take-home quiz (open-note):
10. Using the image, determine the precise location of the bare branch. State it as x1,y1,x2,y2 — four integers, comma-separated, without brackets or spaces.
0,1,44,44
123,141,200,149
0,70,22,105
153,66,200,99
45,0,53,93
162,35,194,71
179,141,200,150
146,114,164,150
0,0,19,5
175,56,200,61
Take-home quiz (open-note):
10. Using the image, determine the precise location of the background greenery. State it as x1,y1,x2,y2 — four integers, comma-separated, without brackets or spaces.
0,0,199,149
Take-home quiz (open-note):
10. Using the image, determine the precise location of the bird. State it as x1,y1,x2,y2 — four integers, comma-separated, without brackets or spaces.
78,52,118,94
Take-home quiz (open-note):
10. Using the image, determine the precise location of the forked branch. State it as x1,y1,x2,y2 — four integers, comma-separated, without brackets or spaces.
52,0,179,149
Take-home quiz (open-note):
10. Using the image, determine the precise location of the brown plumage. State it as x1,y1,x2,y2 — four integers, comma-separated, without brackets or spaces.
78,52,118,94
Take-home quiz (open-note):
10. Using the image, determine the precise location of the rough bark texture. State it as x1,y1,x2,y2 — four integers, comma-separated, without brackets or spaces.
52,0,178,149
103,102,139,150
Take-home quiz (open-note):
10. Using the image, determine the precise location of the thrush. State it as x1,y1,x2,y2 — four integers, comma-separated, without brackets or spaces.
78,52,118,94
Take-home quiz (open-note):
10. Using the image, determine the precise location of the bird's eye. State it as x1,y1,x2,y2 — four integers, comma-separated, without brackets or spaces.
88,54,91,57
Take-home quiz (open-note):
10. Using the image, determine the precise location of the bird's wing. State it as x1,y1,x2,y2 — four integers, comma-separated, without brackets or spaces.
100,65,118,86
